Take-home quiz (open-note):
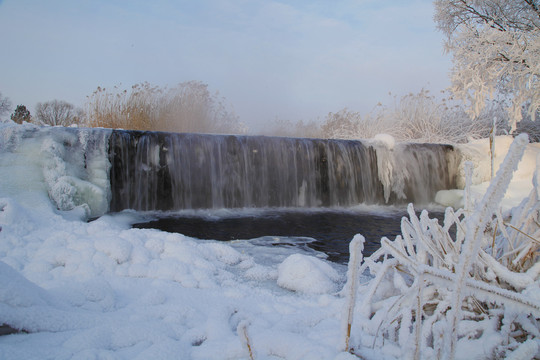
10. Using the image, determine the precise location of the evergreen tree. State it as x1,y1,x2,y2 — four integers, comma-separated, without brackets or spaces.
11,105,31,124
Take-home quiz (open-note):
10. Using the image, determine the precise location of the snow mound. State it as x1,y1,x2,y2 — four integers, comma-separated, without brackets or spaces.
277,254,341,294
440,136,540,211
0,261,49,308
373,133,395,150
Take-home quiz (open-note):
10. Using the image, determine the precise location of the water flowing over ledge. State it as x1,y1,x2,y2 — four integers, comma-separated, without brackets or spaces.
109,130,460,211
0,125,460,217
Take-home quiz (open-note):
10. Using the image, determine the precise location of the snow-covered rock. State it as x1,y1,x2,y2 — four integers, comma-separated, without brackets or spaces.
277,254,341,294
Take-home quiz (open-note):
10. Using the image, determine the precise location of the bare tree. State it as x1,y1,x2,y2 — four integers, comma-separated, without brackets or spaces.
0,92,12,121
35,100,82,127
434,0,540,131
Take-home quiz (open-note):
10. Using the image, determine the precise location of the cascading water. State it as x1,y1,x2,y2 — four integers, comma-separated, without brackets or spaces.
109,130,459,211
0,125,460,216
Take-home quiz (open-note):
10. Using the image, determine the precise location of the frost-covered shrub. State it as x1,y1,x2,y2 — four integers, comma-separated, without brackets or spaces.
516,120,540,143
347,134,540,359
320,90,510,143
320,107,401,141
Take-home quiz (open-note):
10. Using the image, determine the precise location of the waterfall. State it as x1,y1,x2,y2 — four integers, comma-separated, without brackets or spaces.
109,130,459,211
0,125,460,216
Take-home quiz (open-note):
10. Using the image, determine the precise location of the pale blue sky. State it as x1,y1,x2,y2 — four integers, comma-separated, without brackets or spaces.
0,0,451,131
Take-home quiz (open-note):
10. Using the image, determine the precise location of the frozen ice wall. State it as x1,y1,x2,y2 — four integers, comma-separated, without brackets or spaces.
0,123,111,219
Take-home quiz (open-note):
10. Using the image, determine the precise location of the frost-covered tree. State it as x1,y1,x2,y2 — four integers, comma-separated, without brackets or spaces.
11,105,31,124
434,0,540,131
35,100,82,127
0,92,12,121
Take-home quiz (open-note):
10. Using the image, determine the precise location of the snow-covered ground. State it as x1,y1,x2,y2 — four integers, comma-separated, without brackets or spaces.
0,123,538,359
0,198,351,359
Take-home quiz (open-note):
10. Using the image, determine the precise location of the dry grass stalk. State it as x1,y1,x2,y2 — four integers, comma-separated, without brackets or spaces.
238,321,255,360
84,82,245,134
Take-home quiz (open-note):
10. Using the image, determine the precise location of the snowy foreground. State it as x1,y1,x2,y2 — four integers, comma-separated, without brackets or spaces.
0,123,539,359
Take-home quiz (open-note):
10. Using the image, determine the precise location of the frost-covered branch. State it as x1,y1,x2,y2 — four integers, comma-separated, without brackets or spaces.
341,235,365,352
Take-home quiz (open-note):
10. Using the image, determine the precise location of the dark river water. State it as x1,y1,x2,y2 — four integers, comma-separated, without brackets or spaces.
132,207,441,264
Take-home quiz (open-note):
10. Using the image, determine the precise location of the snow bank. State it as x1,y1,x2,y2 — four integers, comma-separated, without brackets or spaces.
457,136,539,186
436,135,540,211
0,261,49,308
